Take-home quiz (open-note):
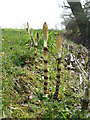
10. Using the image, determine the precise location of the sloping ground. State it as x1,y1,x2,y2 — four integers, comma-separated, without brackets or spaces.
2,29,90,119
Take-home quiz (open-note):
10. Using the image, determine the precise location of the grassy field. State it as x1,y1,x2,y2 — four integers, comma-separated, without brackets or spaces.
1,29,89,119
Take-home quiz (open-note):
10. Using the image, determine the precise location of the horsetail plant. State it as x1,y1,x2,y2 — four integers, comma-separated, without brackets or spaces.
54,33,62,99
43,22,48,94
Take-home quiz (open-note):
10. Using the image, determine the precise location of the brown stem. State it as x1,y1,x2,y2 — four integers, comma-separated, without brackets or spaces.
54,57,61,99
44,47,48,94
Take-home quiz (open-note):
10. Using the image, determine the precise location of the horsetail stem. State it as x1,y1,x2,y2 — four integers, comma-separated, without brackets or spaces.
31,34,34,46
34,32,39,62
37,32,40,43
54,33,62,99
43,22,48,94
34,44,37,61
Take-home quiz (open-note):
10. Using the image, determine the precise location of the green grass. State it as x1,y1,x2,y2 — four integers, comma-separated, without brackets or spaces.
1,28,89,119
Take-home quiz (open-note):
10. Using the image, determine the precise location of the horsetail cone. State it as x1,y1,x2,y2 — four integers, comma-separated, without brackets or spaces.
43,22,48,47
43,22,48,94
43,22,48,59
27,22,29,28
43,22,48,40
27,22,29,34
30,28,33,36
56,33,62,57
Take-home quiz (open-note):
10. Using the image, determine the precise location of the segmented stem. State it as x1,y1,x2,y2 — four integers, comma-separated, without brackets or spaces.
54,58,61,99
37,32,40,43
43,22,48,94
44,47,48,94
34,32,40,62
54,33,62,99
34,44,37,61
